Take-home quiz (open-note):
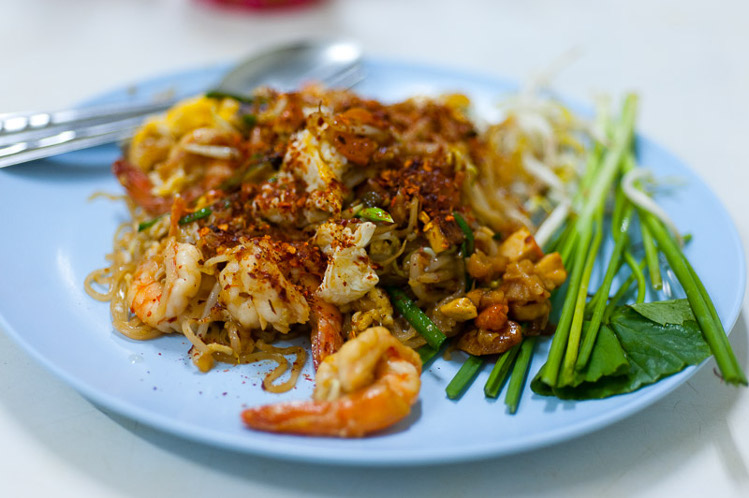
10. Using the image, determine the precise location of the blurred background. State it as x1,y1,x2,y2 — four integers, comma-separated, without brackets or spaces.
2,1,748,497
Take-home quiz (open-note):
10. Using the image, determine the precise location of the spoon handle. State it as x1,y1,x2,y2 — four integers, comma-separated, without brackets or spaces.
0,100,175,137
0,117,146,168
0,101,180,168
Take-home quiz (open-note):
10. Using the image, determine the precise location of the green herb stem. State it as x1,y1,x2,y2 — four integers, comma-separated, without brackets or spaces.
386,287,447,349
484,344,522,398
453,212,475,255
453,211,475,291
577,202,633,370
642,213,747,385
602,259,645,322
623,250,646,304
178,207,212,225
558,229,578,267
541,95,637,389
585,288,604,318
562,210,604,383
620,151,663,293
137,216,163,232
640,221,663,291
418,345,442,367
544,218,574,254
541,225,591,386
506,337,537,414
446,355,485,399
574,94,638,232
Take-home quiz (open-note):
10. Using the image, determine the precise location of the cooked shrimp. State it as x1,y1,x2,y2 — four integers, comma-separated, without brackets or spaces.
127,238,202,332
283,124,351,221
112,159,171,215
313,221,379,305
296,273,344,370
242,327,422,437
218,239,310,333
309,296,343,370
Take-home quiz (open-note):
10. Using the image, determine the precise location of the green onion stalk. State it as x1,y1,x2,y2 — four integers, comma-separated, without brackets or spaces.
453,211,475,291
446,355,485,400
484,344,522,398
619,146,745,384
641,213,747,385
385,287,447,349
138,207,213,232
505,337,537,413
576,188,632,370
540,94,638,388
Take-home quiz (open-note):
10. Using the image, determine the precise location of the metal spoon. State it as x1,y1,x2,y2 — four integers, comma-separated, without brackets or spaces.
0,39,363,168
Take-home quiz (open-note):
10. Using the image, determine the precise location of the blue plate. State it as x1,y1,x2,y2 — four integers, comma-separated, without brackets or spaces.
0,59,744,466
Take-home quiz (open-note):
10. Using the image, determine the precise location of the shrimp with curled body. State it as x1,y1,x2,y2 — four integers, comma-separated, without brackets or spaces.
242,326,422,437
127,238,202,332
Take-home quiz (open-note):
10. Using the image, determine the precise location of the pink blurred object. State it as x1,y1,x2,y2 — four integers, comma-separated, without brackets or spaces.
200,0,321,10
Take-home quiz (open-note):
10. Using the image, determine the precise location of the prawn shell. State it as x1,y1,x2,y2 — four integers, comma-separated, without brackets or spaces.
242,327,422,438
241,376,416,438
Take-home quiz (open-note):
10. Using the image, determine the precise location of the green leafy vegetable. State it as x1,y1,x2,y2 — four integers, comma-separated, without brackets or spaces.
629,299,696,326
532,299,711,399
533,324,629,396
386,287,447,349
641,213,747,385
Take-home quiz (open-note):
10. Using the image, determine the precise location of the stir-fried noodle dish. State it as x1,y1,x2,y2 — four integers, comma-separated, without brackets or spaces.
86,86,578,437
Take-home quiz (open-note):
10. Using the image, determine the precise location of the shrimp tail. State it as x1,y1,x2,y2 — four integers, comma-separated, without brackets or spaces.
310,297,343,370
242,381,413,438
243,327,421,438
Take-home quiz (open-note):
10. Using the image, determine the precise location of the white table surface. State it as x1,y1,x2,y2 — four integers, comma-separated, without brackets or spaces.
2,1,749,496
